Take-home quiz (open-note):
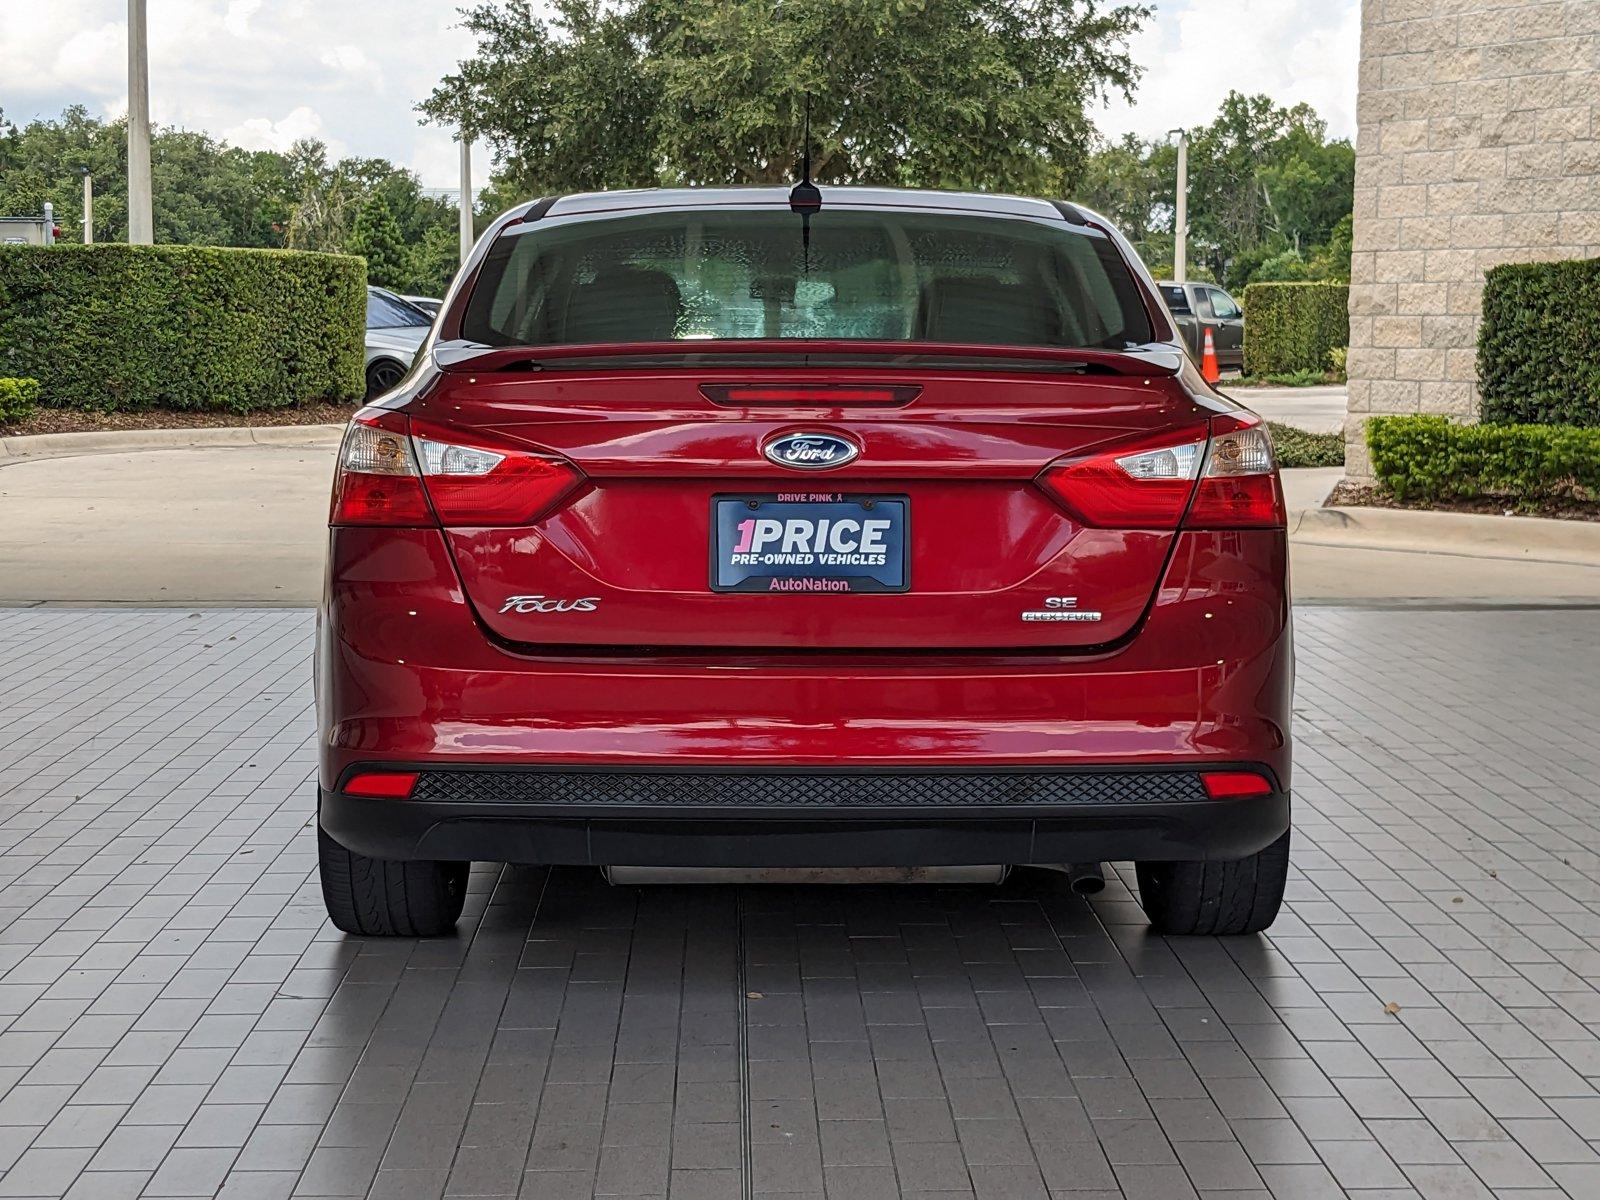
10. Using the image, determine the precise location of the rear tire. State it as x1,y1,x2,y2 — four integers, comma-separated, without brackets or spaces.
365,358,407,400
1136,830,1289,935
317,827,468,936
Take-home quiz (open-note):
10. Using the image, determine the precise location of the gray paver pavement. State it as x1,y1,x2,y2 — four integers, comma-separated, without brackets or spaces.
0,606,1597,1198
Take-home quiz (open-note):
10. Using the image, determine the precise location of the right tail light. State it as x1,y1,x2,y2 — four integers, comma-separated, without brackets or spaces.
1186,414,1286,529
1038,412,1285,530
330,409,584,527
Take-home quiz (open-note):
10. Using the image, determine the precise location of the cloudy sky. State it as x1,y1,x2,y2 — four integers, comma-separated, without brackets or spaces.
1,0,1361,190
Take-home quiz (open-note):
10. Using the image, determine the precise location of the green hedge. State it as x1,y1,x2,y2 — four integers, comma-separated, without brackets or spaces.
1367,415,1600,503
1478,256,1600,425
1242,282,1349,375
0,244,365,412
0,377,40,424
1266,421,1344,469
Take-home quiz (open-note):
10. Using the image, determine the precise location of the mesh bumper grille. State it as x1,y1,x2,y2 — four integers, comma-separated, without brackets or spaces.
406,769,1210,810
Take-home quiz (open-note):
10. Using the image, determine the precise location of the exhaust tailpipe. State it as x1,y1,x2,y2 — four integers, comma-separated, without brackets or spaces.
1066,862,1105,895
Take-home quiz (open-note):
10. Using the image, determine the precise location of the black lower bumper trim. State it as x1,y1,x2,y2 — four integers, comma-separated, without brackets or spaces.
407,766,1213,809
319,766,1288,867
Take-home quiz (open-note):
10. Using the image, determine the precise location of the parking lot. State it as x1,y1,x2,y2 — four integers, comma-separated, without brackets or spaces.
0,605,1593,1198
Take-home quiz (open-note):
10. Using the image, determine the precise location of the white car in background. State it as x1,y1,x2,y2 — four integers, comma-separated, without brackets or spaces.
364,287,432,398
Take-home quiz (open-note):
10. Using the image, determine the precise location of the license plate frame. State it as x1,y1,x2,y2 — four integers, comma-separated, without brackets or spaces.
709,493,910,594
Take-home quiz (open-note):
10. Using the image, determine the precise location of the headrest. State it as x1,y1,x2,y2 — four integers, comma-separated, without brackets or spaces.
917,276,1056,346
563,267,682,343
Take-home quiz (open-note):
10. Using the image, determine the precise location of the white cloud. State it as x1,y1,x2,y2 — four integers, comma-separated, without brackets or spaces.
223,0,262,39
2,0,487,185
0,4,125,98
411,128,496,197
224,106,334,155
50,23,126,95
319,45,383,90
1097,0,1361,144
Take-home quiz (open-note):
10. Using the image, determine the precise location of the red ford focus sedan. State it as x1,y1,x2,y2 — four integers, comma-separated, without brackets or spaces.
316,187,1292,937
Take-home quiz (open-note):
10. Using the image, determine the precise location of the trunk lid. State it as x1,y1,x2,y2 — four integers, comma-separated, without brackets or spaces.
410,364,1209,650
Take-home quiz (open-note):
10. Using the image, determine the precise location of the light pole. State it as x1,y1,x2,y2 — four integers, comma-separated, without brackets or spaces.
1169,128,1188,282
81,168,94,244
458,134,474,264
127,0,153,244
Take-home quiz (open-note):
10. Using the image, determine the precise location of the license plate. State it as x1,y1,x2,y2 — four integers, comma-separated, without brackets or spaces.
711,494,909,593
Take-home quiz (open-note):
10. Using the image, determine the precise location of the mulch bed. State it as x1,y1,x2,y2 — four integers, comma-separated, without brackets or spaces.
1329,481,1600,523
0,404,359,439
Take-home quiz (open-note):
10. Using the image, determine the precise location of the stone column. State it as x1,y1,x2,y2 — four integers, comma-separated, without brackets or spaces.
1345,0,1600,480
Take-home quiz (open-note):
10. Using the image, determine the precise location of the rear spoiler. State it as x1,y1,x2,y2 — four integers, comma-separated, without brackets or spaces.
431,339,1185,377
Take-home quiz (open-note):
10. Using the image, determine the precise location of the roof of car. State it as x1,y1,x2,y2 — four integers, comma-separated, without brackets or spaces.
524,187,1079,224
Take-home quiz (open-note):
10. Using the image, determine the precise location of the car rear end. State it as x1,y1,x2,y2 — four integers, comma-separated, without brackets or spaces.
316,189,1292,937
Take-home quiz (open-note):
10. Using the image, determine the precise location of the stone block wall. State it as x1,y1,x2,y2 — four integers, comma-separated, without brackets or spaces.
1347,0,1600,478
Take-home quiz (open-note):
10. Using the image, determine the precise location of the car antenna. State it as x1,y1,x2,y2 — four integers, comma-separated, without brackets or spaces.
789,94,821,271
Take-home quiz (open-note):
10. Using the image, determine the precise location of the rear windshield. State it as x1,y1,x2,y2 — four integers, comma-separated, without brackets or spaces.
1160,284,1191,315
460,208,1155,351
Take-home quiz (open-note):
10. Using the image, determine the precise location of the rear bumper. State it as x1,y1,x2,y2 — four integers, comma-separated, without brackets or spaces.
317,527,1294,783
317,525,1293,868
318,765,1289,866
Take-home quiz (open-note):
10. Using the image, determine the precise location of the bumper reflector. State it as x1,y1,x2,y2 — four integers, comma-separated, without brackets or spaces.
343,771,420,799
1200,771,1273,800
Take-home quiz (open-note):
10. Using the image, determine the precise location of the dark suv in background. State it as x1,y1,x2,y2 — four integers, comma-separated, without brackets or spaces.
1161,280,1245,373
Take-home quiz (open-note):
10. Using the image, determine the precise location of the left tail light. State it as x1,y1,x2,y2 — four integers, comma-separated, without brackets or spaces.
330,410,432,526
1037,413,1285,530
331,410,585,527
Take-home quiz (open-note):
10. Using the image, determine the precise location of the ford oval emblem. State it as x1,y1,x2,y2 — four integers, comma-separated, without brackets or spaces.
763,431,860,471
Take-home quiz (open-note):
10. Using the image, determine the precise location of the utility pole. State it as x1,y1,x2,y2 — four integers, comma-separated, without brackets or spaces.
1170,129,1189,282
81,169,94,244
127,0,154,244
458,135,474,264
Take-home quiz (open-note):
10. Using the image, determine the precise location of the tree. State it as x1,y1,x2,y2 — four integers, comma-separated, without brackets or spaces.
0,105,127,243
1079,131,1168,262
1081,92,1355,289
0,107,460,280
401,223,463,298
0,105,303,247
423,0,1150,198
1181,92,1353,286
348,195,410,289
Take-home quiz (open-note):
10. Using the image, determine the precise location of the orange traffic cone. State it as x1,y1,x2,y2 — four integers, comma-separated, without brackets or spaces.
1200,328,1221,384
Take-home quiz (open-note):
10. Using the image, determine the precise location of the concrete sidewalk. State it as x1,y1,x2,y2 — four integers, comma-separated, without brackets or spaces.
1281,466,1600,565
0,422,342,463
1222,384,1346,434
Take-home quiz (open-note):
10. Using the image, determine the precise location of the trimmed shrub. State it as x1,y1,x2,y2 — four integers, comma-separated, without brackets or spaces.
0,244,364,412
1478,256,1600,425
1367,415,1600,504
1250,368,1327,388
1266,422,1343,469
1242,281,1350,376
0,377,40,424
